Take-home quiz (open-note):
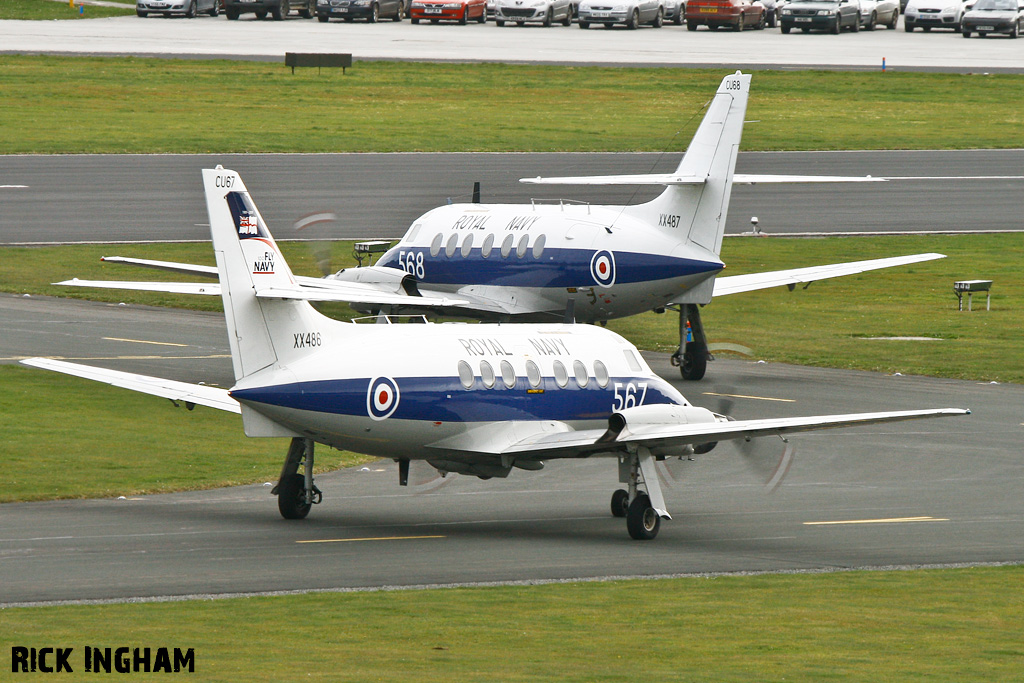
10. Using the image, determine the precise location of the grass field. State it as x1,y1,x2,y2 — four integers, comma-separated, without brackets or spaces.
2,566,1022,680
0,0,134,20
2,55,1024,154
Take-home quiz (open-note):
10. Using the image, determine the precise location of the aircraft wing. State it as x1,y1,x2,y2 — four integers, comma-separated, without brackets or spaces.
519,173,882,186
20,358,240,414
492,408,967,459
706,253,946,298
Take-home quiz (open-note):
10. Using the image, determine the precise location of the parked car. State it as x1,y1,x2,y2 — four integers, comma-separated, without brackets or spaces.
665,0,687,22
225,0,315,19
494,0,574,24
961,0,1022,34
760,0,780,25
577,0,665,27
685,0,765,29
779,0,860,31
136,0,219,16
903,0,967,29
858,0,899,26
317,0,406,20
409,0,487,21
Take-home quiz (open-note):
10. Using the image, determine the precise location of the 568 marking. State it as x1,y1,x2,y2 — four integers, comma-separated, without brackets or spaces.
612,382,648,412
398,250,425,279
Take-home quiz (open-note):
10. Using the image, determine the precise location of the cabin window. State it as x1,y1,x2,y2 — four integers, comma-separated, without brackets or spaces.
532,234,546,259
526,360,541,388
461,234,474,258
458,360,474,389
445,234,459,258
480,360,495,388
500,360,516,389
430,233,443,257
594,360,610,388
516,235,529,258
406,223,422,242
501,234,514,258
623,350,642,373
553,360,569,388
573,360,589,388
481,233,494,258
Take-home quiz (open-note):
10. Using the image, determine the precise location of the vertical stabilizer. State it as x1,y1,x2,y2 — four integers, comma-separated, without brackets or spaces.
624,71,751,258
203,167,326,382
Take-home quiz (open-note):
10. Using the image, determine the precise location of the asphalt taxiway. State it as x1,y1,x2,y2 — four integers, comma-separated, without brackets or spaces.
1,294,1020,605
3,150,1023,245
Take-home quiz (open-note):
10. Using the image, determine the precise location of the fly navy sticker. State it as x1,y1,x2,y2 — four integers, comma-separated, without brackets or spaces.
590,250,616,288
367,377,400,420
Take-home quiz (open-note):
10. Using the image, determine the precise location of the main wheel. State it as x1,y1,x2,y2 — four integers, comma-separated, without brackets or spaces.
651,7,663,27
277,473,312,520
626,494,660,540
626,8,638,28
185,0,197,17
831,14,840,33
271,0,286,19
563,5,573,25
368,2,379,22
888,8,898,29
611,489,629,518
393,0,405,20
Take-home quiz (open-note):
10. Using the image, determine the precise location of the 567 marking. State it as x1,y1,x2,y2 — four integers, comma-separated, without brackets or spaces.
612,382,648,412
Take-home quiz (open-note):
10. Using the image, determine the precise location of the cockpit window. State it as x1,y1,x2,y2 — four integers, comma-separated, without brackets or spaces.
623,350,642,373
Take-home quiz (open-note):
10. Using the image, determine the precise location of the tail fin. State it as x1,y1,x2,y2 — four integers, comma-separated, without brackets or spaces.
203,167,330,383
624,71,751,258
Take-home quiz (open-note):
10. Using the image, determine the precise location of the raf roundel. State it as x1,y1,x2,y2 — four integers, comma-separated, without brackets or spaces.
367,377,400,421
590,250,616,288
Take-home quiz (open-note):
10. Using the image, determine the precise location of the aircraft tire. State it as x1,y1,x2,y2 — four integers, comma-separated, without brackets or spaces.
278,473,312,520
626,494,659,540
611,489,629,518
680,343,708,381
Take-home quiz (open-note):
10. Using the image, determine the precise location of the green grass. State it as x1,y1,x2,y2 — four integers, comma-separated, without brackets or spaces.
0,365,369,503
2,55,1024,153
0,0,135,20
2,566,1022,680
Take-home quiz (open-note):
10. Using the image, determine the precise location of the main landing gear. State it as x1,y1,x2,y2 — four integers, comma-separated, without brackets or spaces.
670,303,712,381
273,437,322,519
610,447,671,540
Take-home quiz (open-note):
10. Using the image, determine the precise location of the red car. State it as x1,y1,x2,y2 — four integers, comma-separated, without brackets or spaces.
409,0,487,22
686,0,766,29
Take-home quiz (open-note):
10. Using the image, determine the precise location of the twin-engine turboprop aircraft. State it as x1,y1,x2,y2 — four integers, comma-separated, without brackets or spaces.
24,164,968,540
69,72,943,382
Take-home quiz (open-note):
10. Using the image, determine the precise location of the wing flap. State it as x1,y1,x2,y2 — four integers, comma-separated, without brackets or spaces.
20,358,240,414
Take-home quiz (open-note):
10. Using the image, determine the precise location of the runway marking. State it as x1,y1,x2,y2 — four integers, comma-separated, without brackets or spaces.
297,535,446,544
884,175,1024,181
103,337,189,347
804,516,948,526
1,184,29,189
703,391,796,403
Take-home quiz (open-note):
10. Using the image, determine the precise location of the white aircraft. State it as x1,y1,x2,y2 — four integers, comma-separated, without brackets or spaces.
24,161,968,540
68,72,944,382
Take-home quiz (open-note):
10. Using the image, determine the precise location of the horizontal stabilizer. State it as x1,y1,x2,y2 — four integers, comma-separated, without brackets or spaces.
20,358,240,414
708,253,945,298
520,173,883,187
100,256,219,278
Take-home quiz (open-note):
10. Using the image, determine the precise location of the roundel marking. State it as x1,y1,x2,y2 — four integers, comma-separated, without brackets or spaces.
367,377,400,421
590,249,616,288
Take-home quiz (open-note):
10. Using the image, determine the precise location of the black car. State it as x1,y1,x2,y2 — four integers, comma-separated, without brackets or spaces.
317,0,406,21
779,0,860,31
225,0,315,19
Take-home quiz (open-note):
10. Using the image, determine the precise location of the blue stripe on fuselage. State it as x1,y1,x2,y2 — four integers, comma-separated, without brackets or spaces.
231,376,682,423
377,247,721,288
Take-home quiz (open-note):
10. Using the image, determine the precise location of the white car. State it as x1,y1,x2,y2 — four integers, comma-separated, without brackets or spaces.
577,0,666,27
961,0,1024,36
494,0,575,24
903,0,968,29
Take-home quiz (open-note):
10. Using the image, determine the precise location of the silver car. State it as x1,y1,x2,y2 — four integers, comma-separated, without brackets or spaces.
137,0,219,16
494,0,575,24
858,0,899,27
577,0,666,26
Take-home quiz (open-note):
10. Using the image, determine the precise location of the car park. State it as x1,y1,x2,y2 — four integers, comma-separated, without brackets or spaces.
903,0,967,29
961,0,1023,35
685,0,766,28
317,0,406,20
577,0,666,27
493,0,574,25
225,0,315,19
779,0,860,31
858,0,899,27
409,0,487,22
136,0,219,16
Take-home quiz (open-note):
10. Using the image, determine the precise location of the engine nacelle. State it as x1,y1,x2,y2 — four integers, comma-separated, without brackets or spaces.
604,403,726,455
326,265,419,296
